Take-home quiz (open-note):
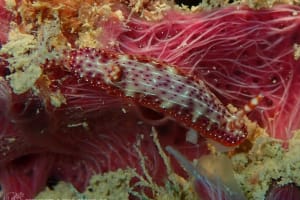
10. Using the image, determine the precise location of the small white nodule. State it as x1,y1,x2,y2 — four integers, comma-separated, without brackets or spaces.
186,129,198,144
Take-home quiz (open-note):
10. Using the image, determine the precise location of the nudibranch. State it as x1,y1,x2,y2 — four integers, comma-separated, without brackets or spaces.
66,48,262,146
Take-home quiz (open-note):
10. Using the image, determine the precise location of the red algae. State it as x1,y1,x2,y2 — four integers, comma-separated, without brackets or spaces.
0,0,12,44
266,184,300,200
1,0,300,199
115,4,300,141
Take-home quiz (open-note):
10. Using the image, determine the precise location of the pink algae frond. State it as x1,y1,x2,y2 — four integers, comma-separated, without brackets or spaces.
115,5,300,140
0,154,54,195
59,82,123,114
266,184,300,200
0,79,11,117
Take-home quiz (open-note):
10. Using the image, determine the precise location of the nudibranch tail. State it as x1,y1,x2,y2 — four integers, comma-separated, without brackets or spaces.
66,48,252,146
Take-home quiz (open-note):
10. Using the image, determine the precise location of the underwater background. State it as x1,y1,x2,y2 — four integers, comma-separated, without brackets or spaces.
1,0,300,199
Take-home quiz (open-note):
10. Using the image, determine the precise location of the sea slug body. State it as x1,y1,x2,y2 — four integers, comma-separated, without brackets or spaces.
67,48,253,146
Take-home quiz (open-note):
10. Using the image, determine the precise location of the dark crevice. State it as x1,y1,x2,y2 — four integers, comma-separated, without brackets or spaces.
174,0,202,7
46,176,60,190
174,0,235,7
